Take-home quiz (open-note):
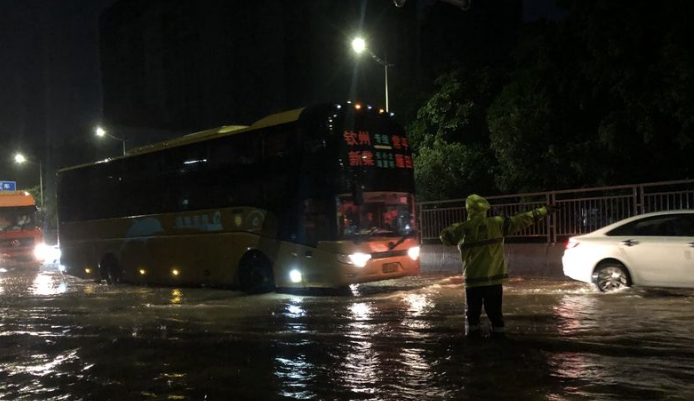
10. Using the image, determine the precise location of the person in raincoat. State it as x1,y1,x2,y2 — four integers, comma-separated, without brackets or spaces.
440,194,553,339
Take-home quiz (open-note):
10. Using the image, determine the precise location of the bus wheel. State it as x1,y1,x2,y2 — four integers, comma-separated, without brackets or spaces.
99,254,122,285
238,252,275,294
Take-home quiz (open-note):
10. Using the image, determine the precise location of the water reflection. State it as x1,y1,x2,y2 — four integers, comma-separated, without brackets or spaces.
342,301,378,396
275,293,442,400
82,283,97,295
349,302,372,321
282,296,309,334
400,293,438,397
275,355,316,400
403,293,431,316
1,348,82,400
402,293,435,331
285,297,306,318
4,274,691,400
22,350,80,377
170,288,183,304
547,294,602,397
553,294,599,336
31,271,68,296
274,296,316,400
546,292,694,400
0,264,41,296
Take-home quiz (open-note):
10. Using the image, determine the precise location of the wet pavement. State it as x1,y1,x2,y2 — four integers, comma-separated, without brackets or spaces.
1,263,693,401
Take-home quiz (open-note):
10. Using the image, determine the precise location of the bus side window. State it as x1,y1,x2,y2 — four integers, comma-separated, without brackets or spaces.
263,127,296,160
86,162,122,220
263,127,300,206
208,135,259,168
299,198,329,247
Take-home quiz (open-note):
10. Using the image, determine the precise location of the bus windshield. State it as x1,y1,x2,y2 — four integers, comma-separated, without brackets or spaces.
338,192,416,239
0,206,39,232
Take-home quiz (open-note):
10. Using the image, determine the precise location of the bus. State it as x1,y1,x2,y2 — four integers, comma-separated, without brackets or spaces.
0,190,44,263
57,102,420,292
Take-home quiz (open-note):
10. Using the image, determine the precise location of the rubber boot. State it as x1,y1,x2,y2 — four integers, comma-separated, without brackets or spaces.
489,326,506,340
466,325,482,339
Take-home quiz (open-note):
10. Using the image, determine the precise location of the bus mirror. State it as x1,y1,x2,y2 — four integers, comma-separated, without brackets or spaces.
352,183,364,206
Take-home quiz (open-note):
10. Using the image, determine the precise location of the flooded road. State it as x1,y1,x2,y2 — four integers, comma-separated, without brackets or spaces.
1,263,693,401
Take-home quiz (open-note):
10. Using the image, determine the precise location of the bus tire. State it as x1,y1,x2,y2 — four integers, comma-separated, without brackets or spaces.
99,254,122,285
238,252,275,294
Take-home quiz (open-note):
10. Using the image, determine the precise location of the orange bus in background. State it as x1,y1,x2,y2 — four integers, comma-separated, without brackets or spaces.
0,191,45,263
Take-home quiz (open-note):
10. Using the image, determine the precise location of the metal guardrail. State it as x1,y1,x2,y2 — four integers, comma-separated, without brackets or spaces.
418,179,694,242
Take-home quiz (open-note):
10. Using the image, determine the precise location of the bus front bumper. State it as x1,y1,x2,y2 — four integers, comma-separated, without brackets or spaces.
278,254,421,289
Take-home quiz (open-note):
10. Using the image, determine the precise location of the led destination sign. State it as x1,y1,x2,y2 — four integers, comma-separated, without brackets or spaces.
342,130,412,169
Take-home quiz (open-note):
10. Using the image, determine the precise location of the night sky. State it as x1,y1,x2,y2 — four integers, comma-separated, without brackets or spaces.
0,0,116,191
0,0,559,193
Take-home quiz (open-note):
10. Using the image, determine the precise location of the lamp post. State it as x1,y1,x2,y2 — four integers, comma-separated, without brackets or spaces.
351,36,394,112
95,125,126,155
13,153,43,208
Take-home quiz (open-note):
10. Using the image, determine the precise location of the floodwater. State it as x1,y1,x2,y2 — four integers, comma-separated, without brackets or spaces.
1,263,693,401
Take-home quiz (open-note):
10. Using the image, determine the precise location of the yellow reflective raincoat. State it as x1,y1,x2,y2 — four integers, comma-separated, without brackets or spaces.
439,194,548,288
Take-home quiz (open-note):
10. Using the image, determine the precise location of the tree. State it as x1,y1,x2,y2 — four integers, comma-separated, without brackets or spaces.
487,0,694,192
414,138,495,201
407,68,501,200
487,19,586,192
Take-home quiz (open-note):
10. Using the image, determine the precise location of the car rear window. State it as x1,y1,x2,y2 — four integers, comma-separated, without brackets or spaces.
607,214,694,237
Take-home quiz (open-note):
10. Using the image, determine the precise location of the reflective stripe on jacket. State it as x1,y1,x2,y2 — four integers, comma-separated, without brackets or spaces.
440,205,547,288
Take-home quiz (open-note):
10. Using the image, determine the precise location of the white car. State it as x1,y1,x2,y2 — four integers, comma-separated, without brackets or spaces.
562,210,694,291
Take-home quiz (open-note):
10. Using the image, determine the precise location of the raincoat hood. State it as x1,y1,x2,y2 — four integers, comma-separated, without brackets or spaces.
465,194,490,220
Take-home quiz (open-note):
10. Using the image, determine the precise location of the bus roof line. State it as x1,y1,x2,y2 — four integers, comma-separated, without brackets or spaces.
249,108,304,130
58,107,306,173
125,124,250,156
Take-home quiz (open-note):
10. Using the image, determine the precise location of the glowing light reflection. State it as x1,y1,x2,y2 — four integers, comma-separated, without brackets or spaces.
31,272,68,296
170,288,183,304
403,293,433,317
7,350,80,377
275,356,317,400
285,298,306,318
83,284,96,295
341,301,379,395
275,297,316,399
349,302,372,320
553,294,598,335
402,293,435,331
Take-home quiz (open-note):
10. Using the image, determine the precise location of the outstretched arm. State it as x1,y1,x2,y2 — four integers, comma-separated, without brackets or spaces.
440,222,466,246
505,206,549,235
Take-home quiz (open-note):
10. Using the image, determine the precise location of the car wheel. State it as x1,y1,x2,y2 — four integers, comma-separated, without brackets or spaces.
238,252,275,294
99,255,122,285
592,262,630,292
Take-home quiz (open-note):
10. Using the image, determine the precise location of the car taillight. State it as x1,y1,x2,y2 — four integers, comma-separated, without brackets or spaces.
565,239,580,249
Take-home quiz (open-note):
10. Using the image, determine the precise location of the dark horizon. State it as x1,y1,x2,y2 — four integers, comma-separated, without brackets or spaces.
0,0,116,192
0,0,532,191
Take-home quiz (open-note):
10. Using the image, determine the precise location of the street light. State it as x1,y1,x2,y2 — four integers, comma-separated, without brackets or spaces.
13,153,43,208
95,125,126,155
351,36,394,112
392,0,471,10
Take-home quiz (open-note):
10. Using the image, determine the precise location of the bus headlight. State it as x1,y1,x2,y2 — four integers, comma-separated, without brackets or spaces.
34,243,49,261
407,246,421,260
34,244,61,262
289,269,303,283
337,253,372,268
